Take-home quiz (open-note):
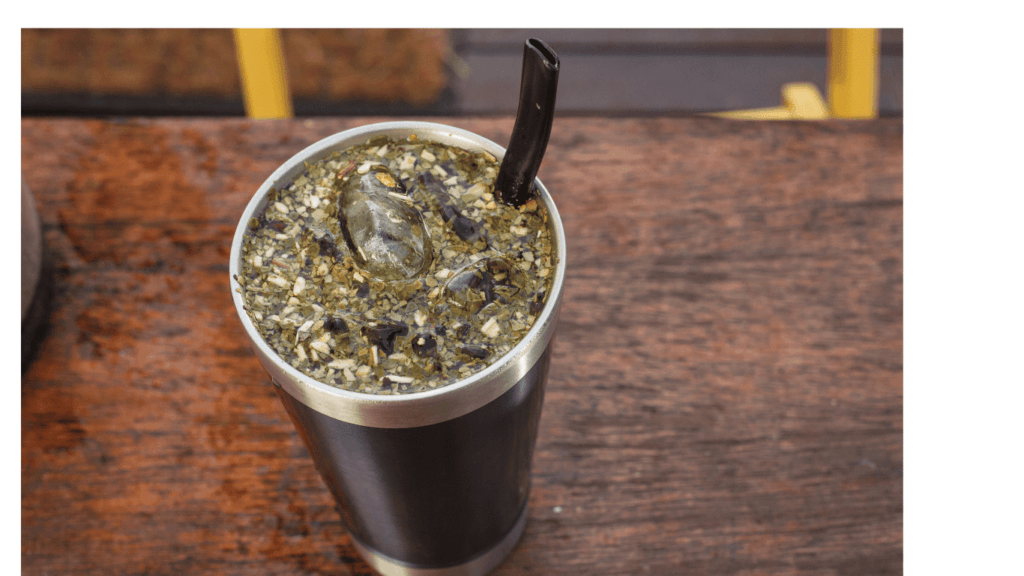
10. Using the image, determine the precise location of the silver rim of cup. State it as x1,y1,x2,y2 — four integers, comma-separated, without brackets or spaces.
230,122,566,429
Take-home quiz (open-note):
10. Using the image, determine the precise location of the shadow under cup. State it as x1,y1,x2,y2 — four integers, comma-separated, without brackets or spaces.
229,122,566,576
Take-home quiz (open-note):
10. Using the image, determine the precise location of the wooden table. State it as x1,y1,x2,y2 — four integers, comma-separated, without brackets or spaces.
21,117,903,575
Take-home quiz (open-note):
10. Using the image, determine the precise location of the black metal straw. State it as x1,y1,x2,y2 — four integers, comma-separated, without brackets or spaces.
495,38,560,207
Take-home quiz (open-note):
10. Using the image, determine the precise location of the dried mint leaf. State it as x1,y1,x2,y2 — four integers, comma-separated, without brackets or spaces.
411,334,438,358
316,231,337,255
451,215,484,242
323,316,348,334
459,345,489,360
529,290,547,315
362,322,409,355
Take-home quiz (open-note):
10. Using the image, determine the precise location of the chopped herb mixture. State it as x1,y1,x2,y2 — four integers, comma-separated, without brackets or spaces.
235,135,556,394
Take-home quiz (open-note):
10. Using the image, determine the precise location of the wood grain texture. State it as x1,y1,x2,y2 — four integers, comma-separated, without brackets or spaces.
21,29,450,102
21,117,902,575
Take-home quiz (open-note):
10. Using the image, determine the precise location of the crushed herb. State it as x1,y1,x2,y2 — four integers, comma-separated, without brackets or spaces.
237,136,556,394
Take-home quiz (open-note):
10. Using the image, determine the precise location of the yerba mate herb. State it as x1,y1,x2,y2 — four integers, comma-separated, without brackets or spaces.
237,136,556,395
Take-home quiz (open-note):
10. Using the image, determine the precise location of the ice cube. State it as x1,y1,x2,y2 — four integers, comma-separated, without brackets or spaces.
338,166,433,281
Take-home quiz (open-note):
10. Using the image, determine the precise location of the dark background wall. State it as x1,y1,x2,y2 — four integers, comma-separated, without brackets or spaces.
22,28,902,117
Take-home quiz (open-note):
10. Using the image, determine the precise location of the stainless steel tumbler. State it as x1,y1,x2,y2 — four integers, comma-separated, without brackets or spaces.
229,122,566,576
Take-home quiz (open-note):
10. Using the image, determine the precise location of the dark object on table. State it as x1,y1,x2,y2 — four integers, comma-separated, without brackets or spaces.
21,178,52,374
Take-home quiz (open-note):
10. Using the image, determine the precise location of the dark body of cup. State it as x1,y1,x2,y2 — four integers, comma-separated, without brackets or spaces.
275,346,550,572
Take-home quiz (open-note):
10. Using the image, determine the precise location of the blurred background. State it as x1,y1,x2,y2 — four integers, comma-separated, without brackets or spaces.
21,28,903,118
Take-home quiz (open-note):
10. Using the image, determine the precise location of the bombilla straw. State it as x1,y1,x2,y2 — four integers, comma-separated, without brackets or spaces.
495,38,560,207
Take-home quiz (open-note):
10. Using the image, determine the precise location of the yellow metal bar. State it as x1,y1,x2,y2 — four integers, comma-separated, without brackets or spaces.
783,83,829,119
828,29,879,119
711,106,793,120
709,83,828,120
233,29,293,119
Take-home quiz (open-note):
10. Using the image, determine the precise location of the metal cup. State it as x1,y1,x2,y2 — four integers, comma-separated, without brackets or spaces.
229,122,565,575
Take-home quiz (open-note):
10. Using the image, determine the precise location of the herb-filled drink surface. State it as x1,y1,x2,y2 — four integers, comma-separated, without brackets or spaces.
236,134,556,395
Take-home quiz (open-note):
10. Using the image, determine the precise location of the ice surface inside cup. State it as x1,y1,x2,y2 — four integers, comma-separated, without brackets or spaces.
236,134,556,395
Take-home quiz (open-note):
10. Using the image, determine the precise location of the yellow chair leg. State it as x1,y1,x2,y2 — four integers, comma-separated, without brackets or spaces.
709,82,828,120
233,29,293,119
828,29,879,119
782,83,830,119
